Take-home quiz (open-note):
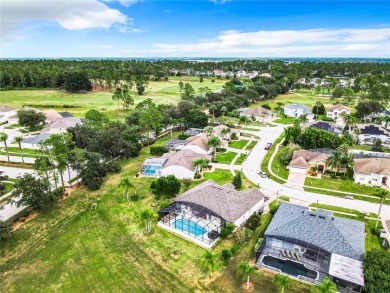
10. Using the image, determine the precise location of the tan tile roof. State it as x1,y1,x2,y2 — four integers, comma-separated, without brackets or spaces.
213,124,240,139
327,104,351,112
174,180,265,222
43,109,63,121
41,117,82,132
241,107,273,118
354,158,390,175
185,133,209,151
289,156,310,168
162,149,210,171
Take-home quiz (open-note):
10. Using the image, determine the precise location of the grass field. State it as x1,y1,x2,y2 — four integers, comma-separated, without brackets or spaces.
0,133,310,292
0,77,226,121
234,153,247,165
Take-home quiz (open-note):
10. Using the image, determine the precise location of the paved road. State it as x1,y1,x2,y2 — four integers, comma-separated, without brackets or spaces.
241,125,390,219
0,155,35,164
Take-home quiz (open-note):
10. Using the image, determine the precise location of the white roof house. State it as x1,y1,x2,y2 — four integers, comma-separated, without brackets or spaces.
283,104,314,119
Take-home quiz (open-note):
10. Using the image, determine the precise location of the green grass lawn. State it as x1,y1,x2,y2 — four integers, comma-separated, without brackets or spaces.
246,141,257,151
305,175,387,198
0,182,14,195
309,203,377,218
270,146,289,180
215,151,237,164
0,133,311,292
234,153,247,165
204,168,234,185
352,144,390,153
228,139,249,149
0,77,226,121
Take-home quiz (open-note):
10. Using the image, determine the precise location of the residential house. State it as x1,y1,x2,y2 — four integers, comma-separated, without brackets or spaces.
256,202,365,293
158,180,265,248
283,104,314,119
288,150,331,174
42,109,63,123
0,105,18,123
326,104,351,119
240,107,274,121
41,117,82,134
21,133,51,149
303,121,343,137
356,124,390,146
212,124,241,142
158,149,211,179
180,133,210,155
353,158,390,188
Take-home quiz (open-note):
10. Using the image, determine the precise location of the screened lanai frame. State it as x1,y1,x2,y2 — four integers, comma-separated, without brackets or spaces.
158,201,227,245
256,235,332,283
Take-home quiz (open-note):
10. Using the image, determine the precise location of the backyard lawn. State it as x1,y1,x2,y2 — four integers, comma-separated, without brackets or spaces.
0,133,310,293
215,151,237,164
228,139,249,149
0,77,226,121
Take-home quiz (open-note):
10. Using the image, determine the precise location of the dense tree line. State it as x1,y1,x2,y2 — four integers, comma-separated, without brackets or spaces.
1,59,389,90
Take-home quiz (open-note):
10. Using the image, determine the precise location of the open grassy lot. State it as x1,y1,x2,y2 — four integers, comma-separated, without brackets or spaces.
0,77,226,121
0,133,309,293
215,151,237,164
228,139,249,149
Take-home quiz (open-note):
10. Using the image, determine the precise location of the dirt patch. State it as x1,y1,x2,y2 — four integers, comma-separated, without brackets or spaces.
12,212,38,231
63,184,81,198
241,282,254,291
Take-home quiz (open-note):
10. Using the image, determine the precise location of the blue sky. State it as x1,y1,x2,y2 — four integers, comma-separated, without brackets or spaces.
1,0,390,58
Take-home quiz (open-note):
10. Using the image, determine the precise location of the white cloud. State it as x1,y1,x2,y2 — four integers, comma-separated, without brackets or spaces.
209,0,232,4
104,0,140,7
0,0,135,45
153,27,390,57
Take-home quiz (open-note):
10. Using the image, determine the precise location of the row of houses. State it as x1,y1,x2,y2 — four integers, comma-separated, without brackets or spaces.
297,78,355,88
283,103,351,120
288,149,390,188
140,125,241,179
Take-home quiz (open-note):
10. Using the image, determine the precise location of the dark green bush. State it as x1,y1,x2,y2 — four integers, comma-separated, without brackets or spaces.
178,133,190,140
150,146,169,156
221,249,232,262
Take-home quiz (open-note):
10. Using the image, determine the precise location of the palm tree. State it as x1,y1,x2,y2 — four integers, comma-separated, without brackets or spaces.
205,126,214,138
112,87,122,109
273,274,292,293
207,137,221,158
236,261,259,290
14,136,25,164
221,127,231,139
0,133,10,162
311,276,337,293
380,115,390,129
168,117,176,139
337,143,349,155
343,154,354,176
238,115,250,129
209,104,217,121
118,177,134,205
221,106,228,117
140,209,155,233
375,189,388,228
340,112,351,129
326,150,342,176
192,158,208,175
201,251,218,277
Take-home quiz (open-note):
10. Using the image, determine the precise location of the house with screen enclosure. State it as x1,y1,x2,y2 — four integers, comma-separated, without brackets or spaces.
256,202,365,293
158,180,265,248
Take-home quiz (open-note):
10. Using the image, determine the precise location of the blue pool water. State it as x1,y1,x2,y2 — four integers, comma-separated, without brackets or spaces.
144,165,161,175
262,256,317,279
174,219,207,236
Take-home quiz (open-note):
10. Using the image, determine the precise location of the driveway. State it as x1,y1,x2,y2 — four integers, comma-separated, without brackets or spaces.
241,124,390,220
285,171,306,191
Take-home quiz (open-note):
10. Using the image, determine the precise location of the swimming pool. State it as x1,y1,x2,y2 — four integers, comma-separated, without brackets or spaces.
262,256,318,279
174,219,207,236
144,165,161,175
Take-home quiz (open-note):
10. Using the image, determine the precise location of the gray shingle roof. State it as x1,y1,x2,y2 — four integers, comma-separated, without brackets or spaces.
265,202,365,261
174,180,265,222
22,133,51,144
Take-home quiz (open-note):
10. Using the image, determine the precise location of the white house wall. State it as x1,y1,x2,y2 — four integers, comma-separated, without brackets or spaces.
354,173,388,187
160,166,194,179
233,198,264,228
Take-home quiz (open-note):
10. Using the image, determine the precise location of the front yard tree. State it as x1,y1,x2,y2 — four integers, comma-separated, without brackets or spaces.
14,136,25,163
201,251,218,277
207,136,221,158
272,274,292,293
232,173,242,190
0,133,10,162
14,174,56,211
311,277,337,293
326,150,342,176
236,261,259,290
17,109,46,129
312,101,325,116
